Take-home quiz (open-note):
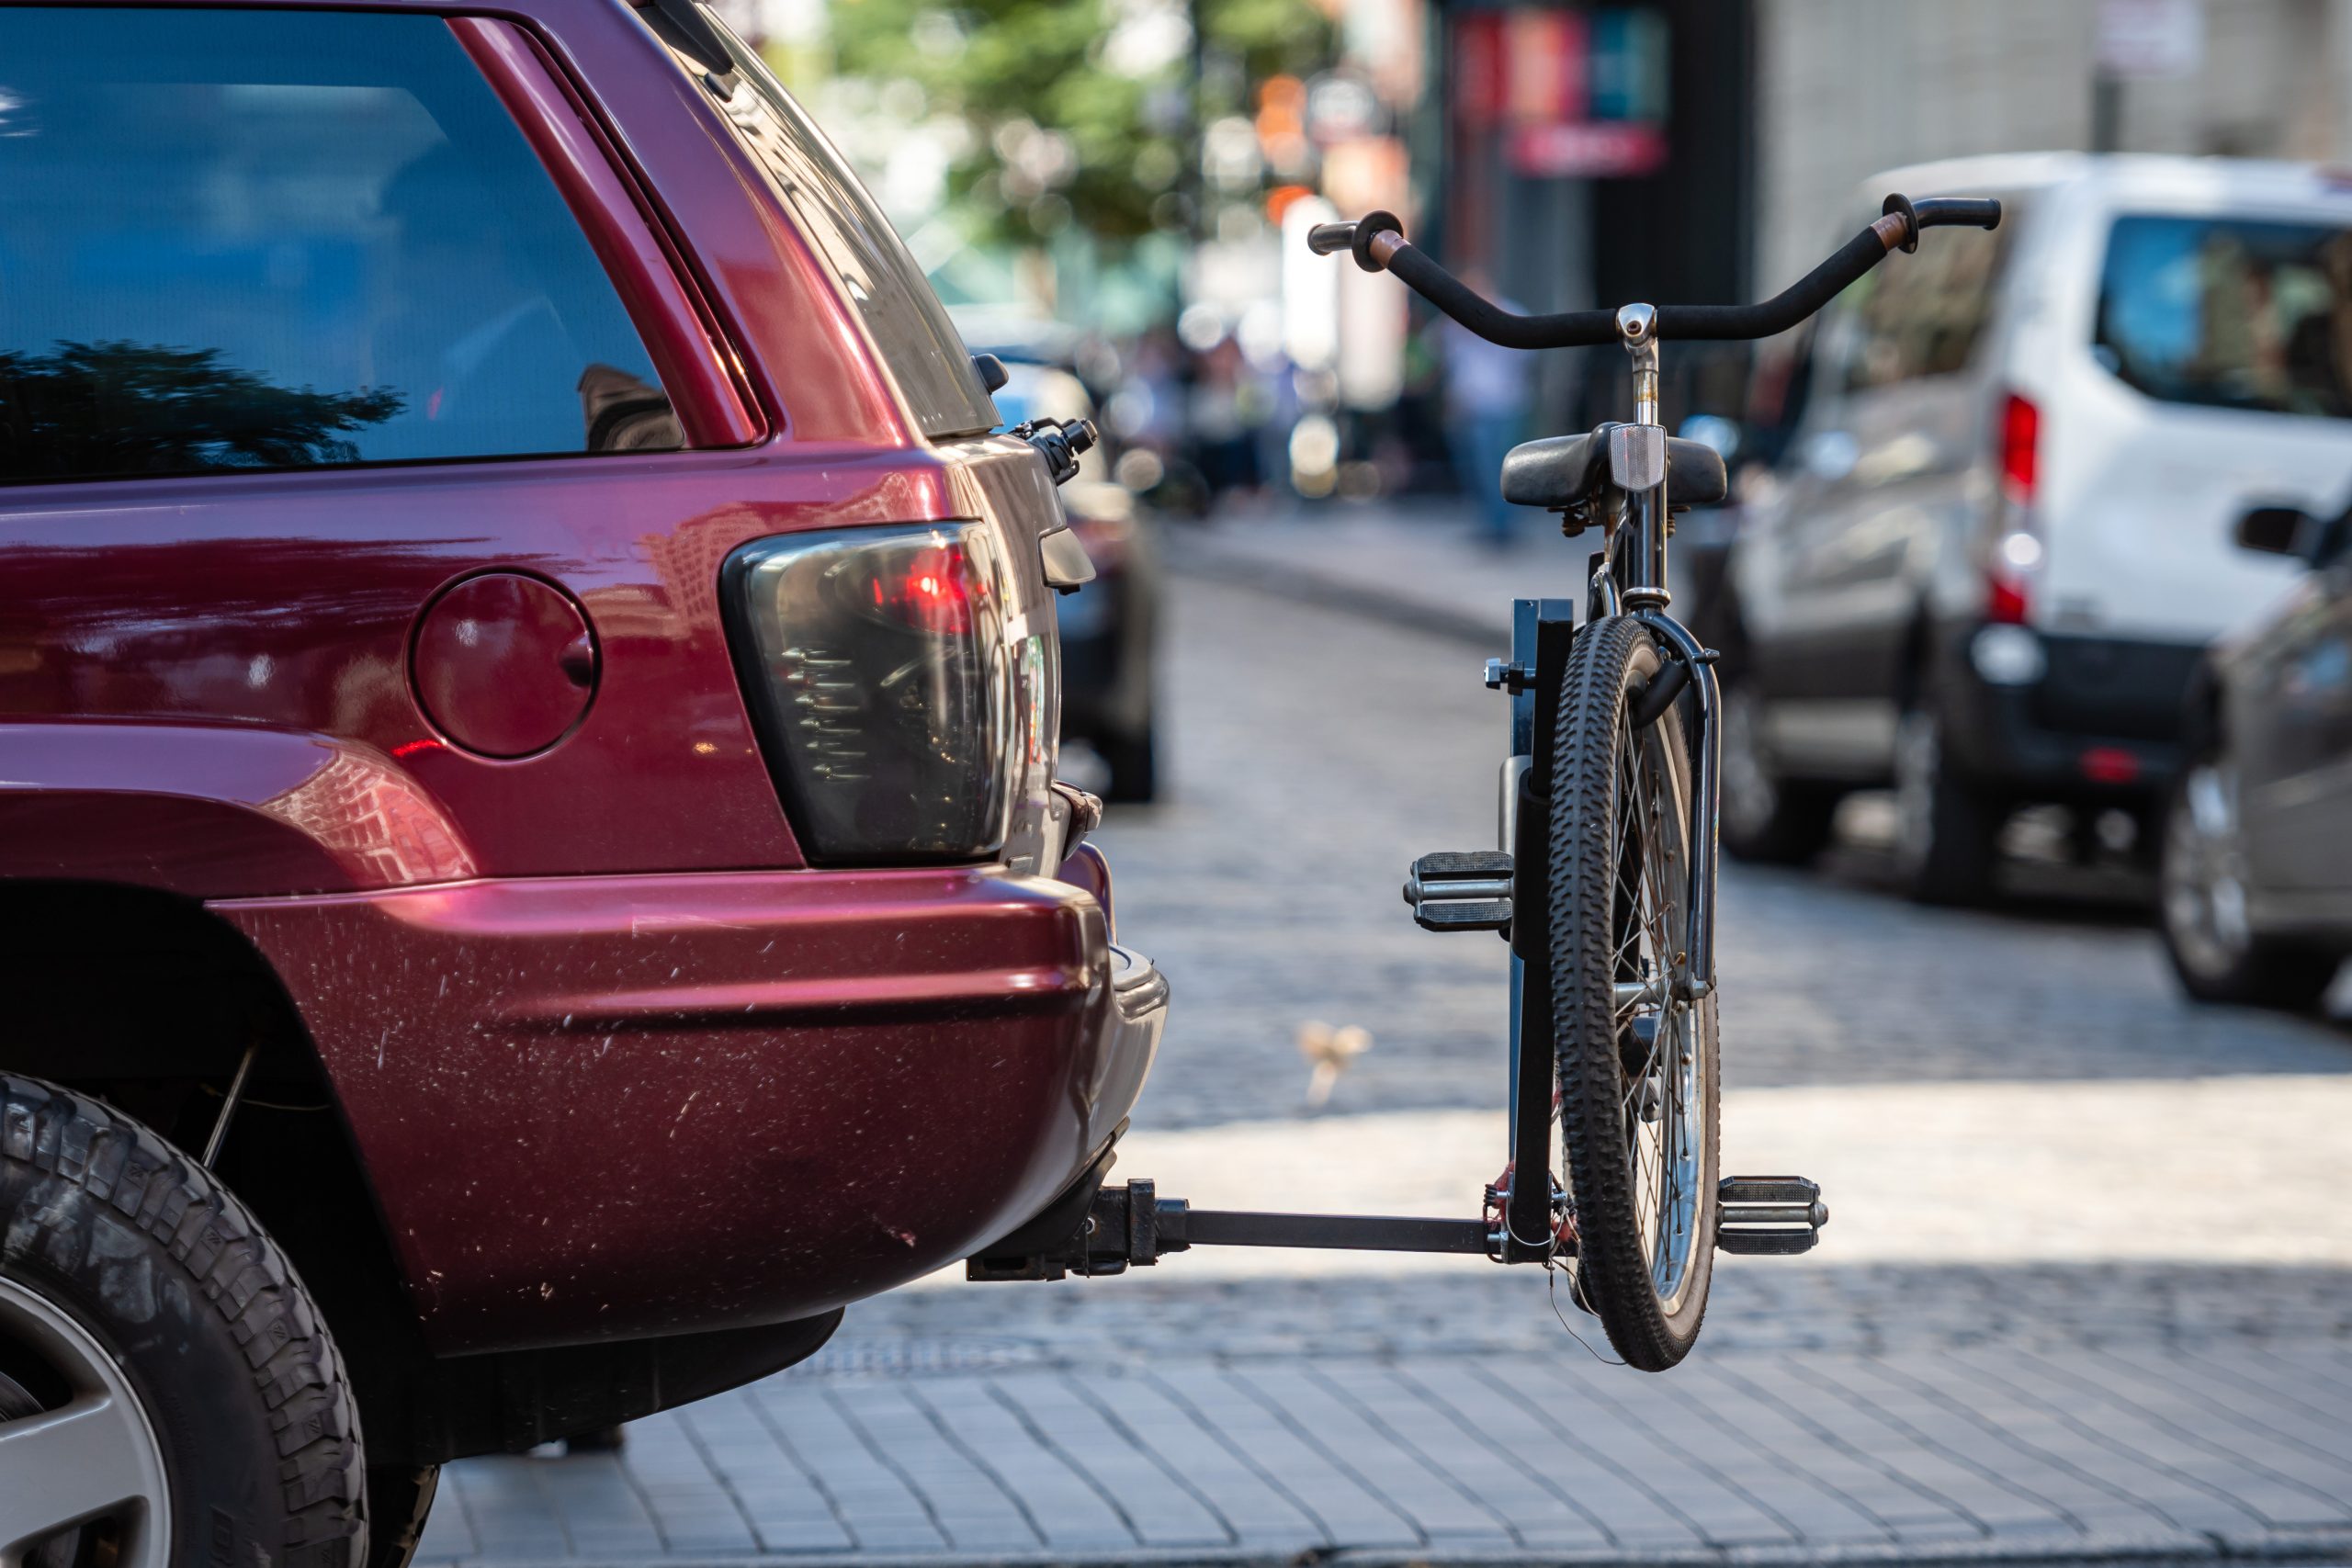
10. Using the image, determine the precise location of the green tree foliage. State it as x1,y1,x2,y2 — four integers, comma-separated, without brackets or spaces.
0,341,403,479
826,0,1332,249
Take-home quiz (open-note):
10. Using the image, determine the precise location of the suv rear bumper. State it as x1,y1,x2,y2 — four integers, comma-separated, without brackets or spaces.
213,859,1164,1355
1935,625,2199,801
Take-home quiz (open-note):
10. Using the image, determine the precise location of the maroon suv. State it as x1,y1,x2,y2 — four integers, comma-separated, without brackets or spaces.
0,4,1167,1563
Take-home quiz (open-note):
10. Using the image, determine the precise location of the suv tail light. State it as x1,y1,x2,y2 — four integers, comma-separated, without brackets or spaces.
1987,391,2041,625
726,524,1023,863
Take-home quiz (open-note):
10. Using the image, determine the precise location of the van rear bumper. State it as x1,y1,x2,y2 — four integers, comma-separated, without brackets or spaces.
1936,625,2199,799
213,859,1163,1355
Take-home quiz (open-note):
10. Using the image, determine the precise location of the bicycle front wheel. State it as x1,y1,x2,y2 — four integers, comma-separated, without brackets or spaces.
1547,615,1720,1371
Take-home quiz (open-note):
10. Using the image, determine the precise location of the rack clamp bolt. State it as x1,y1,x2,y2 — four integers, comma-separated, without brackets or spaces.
1485,659,1535,694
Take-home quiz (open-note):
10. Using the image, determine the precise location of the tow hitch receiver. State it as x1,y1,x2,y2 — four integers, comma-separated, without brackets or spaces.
968,1175,1826,1280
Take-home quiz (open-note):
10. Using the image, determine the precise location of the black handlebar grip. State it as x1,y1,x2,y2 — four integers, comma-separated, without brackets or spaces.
1913,196,2003,231
1306,221,1356,256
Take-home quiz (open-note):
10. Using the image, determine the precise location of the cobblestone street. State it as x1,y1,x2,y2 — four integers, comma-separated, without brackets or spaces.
433,558,2352,1568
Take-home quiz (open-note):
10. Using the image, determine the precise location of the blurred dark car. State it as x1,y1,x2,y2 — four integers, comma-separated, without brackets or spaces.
2159,501,2352,1010
967,325,1163,800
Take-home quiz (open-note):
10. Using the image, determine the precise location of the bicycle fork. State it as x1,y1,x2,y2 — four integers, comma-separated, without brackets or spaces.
1600,300,1720,998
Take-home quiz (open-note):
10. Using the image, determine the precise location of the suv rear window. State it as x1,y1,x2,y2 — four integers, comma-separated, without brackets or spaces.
0,7,678,484
2097,213,2352,419
668,11,1001,440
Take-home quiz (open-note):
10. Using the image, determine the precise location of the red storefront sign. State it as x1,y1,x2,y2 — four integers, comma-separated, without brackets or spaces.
1505,8,1589,124
1453,10,1507,129
1508,118,1668,178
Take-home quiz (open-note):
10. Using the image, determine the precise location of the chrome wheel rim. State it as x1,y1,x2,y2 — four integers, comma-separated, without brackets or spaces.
2162,761,2253,979
0,1276,172,1568
1606,699,1705,1312
1720,685,1779,842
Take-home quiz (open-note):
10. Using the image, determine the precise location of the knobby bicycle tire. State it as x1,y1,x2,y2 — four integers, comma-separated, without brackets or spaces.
1546,615,1722,1371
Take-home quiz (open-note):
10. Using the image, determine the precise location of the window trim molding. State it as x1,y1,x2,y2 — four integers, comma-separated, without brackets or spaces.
452,15,763,448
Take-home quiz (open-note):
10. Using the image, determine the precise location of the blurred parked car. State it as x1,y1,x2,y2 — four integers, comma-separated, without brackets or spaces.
960,318,1164,801
2160,501,2352,1009
1717,154,2352,900
0,6,1166,1564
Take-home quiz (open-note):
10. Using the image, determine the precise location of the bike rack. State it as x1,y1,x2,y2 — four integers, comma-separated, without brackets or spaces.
966,1174,1826,1281
970,599,1826,1287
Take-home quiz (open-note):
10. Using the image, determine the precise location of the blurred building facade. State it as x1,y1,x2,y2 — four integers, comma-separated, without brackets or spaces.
1408,0,2352,436
1757,0,2352,291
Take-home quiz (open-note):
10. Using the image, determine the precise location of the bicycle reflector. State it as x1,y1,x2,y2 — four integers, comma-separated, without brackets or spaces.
725,524,1018,863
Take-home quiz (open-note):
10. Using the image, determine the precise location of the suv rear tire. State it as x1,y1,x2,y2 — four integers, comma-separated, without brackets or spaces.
1891,704,2002,905
0,1075,368,1568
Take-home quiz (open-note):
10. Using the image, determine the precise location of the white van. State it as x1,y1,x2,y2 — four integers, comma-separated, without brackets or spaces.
1718,152,2352,900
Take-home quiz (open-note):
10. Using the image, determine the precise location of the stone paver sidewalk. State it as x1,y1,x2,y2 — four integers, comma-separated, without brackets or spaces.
424,1257,2352,1568
424,1335,2352,1566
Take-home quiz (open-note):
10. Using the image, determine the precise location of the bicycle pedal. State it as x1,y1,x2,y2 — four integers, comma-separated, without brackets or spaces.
1716,1175,1827,1256
1403,852,1512,933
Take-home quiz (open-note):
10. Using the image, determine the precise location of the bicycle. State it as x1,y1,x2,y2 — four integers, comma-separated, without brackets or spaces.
1322,193,2001,1369
968,192,2001,1374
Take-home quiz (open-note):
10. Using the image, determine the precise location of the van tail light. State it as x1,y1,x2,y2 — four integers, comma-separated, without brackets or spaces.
1998,392,2039,500
725,524,1019,863
1987,390,2041,625
1986,574,2031,624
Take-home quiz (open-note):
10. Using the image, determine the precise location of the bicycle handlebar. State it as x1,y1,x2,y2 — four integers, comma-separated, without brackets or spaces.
1307,193,2001,347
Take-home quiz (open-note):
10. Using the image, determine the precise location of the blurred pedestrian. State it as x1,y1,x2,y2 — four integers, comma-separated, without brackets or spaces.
1188,335,1261,498
1439,272,1532,547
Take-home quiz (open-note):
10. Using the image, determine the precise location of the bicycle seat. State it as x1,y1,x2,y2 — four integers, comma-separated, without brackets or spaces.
1500,426,1729,511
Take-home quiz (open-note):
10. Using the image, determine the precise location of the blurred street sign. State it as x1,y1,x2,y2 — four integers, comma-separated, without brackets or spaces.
2097,0,2204,80
1458,5,1668,179
1510,119,1667,178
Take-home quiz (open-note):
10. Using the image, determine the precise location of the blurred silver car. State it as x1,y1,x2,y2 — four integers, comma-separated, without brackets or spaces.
1721,153,2352,900
2161,500,2352,1009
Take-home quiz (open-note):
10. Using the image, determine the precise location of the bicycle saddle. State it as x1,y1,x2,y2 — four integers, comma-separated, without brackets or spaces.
1500,426,1728,512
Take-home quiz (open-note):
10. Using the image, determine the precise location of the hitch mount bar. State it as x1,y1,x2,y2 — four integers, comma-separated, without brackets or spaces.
967,1179,1503,1281
967,1174,1826,1282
